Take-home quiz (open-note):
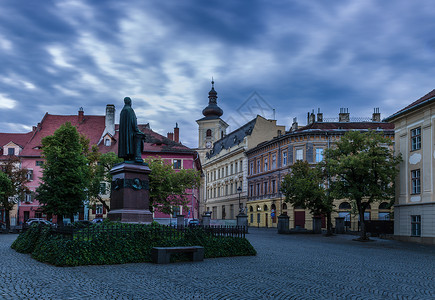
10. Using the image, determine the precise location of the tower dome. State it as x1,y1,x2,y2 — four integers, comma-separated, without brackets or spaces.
202,80,223,118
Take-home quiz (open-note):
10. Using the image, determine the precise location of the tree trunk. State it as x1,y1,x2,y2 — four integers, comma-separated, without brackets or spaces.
5,209,11,232
325,211,333,236
57,215,64,227
359,209,369,240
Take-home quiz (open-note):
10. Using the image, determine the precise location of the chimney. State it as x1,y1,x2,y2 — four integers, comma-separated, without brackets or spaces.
78,107,84,123
291,117,298,131
339,108,349,122
309,110,315,124
317,108,323,122
32,126,37,132
167,132,174,141
372,107,381,122
105,104,115,136
174,123,180,143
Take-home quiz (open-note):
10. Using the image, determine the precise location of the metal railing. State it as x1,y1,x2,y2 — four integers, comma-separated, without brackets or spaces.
47,224,247,241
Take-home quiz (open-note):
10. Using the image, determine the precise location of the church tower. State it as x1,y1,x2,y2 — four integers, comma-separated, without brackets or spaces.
196,80,229,161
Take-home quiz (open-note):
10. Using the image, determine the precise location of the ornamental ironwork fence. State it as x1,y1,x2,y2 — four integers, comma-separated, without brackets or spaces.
46,224,247,241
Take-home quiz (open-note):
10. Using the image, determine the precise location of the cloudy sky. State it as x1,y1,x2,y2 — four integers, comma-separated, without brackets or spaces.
1,0,434,147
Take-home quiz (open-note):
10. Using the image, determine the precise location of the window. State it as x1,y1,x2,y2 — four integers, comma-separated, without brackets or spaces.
272,154,276,169
411,169,421,194
315,148,324,162
272,180,276,193
283,152,287,166
230,164,233,175
225,185,228,196
249,184,253,197
25,193,32,203
96,204,103,215
411,127,421,151
264,182,268,194
105,139,111,146
36,161,44,166
257,160,261,173
250,162,254,175
411,215,421,236
225,166,228,176
256,183,260,196
173,159,182,169
235,162,238,173
296,149,303,161
206,129,212,137
7,148,14,156
264,158,268,172
230,183,233,194
26,170,33,181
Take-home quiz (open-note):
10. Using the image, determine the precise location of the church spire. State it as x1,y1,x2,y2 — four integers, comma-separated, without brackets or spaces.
202,79,223,118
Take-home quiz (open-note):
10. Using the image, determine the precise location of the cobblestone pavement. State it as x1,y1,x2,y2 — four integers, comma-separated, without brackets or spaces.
1,228,435,300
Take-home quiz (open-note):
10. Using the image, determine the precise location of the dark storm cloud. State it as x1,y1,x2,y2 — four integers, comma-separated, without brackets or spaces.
0,0,435,146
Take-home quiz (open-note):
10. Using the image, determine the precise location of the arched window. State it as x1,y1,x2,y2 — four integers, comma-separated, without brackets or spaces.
249,206,253,212
206,129,212,137
271,203,276,210
339,202,351,210
256,205,261,211
379,202,389,210
263,205,268,211
282,203,287,210
365,203,371,210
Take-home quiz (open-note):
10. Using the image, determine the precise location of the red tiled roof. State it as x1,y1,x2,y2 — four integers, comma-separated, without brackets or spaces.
385,89,435,121
20,113,106,157
97,124,194,155
0,131,33,156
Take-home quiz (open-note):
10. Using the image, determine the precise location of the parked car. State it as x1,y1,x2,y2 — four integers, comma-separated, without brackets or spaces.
188,219,200,227
26,218,53,227
0,221,6,229
92,218,103,224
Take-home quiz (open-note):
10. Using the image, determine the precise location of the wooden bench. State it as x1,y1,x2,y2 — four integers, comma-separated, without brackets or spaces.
151,246,204,264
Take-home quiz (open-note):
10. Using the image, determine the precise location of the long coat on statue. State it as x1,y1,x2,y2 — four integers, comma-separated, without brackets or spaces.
118,103,143,160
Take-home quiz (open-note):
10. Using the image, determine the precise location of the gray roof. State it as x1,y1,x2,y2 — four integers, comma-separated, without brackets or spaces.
206,118,257,159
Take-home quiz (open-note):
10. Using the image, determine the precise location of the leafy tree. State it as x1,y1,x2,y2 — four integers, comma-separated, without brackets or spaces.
0,156,30,229
323,130,401,241
145,157,201,215
87,149,122,212
281,160,334,235
36,122,90,225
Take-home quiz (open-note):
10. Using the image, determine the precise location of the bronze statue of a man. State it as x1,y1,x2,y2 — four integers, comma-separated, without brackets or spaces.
118,97,145,163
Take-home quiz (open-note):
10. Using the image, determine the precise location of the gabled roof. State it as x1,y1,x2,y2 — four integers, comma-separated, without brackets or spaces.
20,113,106,157
207,117,257,158
384,89,435,122
0,131,33,157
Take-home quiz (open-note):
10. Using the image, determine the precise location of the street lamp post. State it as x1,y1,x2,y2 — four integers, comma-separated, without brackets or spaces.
237,186,242,213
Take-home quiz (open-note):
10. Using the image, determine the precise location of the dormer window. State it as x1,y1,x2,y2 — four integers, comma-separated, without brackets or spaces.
105,139,111,146
8,148,14,156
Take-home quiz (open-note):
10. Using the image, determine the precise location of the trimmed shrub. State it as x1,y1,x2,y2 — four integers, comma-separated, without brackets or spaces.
11,223,256,266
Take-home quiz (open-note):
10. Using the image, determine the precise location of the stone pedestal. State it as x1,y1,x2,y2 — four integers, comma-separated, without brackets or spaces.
312,216,322,234
237,213,248,230
277,214,290,234
335,217,345,234
107,162,153,223
177,215,185,227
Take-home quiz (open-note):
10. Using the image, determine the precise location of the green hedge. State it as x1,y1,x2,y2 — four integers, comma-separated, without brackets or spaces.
11,223,256,266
